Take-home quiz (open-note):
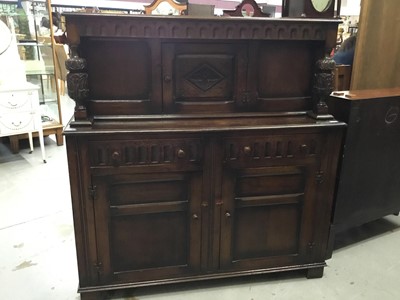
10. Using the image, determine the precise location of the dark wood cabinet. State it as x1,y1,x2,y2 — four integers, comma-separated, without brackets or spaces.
326,89,400,256
64,13,344,299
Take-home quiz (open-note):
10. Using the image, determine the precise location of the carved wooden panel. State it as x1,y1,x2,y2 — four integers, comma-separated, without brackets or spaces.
163,43,247,113
176,55,233,98
223,134,321,165
65,13,339,42
89,138,203,167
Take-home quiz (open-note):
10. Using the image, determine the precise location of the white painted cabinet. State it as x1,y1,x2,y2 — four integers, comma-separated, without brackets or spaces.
0,83,46,162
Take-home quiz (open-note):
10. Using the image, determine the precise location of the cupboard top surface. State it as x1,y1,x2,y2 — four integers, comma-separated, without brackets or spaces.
64,113,344,135
63,12,341,24
331,88,400,101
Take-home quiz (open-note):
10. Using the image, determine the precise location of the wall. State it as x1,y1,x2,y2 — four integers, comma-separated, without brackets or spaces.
340,0,361,15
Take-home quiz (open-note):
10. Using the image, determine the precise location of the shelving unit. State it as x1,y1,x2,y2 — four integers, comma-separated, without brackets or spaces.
0,0,63,153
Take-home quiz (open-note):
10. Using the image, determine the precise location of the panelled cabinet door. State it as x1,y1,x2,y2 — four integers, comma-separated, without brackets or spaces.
219,164,319,270
81,38,162,115
92,171,203,284
162,42,248,114
217,132,324,271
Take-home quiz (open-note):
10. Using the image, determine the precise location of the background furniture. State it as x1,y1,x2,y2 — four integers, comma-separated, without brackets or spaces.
1,0,64,152
326,88,400,257
0,82,46,162
53,42,68,96
64,13,344,299
351,0,400,90
223,0,270,17
334,65,351,91
144,0,187,15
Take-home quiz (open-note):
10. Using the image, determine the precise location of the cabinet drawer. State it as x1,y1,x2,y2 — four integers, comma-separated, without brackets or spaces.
88,138,203,169
0,90,35,111
0,113,36,136
223,134,322,166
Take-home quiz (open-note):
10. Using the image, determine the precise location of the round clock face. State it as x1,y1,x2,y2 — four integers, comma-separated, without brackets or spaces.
311,0,332,12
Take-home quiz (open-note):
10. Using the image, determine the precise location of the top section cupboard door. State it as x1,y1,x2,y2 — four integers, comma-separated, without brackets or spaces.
162,42,247,114
81,38,162,115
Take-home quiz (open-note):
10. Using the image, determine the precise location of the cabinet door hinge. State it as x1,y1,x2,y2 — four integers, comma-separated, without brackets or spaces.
315,171,324,184
89,185,97,200
93,261,103,274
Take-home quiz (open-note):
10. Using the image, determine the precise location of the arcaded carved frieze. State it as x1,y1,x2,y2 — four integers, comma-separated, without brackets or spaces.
65,14,338,41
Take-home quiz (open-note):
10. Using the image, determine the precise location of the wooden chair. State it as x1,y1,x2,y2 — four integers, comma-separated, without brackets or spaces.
53,43,68,95
334,65,352,91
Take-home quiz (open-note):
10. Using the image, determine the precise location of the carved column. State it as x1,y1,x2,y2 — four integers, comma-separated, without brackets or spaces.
309,55,335,120
65,45,91,126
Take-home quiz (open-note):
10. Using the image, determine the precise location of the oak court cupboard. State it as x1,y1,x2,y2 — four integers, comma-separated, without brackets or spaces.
63,12,344,299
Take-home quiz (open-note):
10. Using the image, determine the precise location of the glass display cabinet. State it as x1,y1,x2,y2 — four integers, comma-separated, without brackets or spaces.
0,0,63,153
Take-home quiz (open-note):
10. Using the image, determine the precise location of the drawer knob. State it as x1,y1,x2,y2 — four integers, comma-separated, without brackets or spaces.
225,212,231,218
243,146,252,155
300,144,308,153
164,75,172,83
111,151,121,166
177,149,186,159
192,214,199,220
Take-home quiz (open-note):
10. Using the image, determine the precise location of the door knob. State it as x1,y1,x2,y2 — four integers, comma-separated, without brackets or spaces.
111,151,121,166
164,75,172,83
243,146,252,155
177,149,186,158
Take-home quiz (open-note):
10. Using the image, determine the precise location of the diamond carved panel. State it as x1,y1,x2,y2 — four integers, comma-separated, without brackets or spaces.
185,64,225,92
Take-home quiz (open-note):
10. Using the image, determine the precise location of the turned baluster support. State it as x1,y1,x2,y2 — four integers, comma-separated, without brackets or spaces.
308,52,335,120
65,45,91,126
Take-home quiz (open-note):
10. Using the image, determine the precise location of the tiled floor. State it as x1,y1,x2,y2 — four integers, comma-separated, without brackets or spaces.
1,104,400,300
